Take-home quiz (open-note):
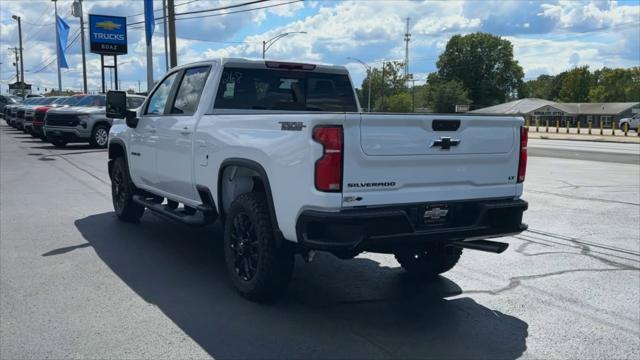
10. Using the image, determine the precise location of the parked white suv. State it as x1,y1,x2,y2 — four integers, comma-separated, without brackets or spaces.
106,58,528,300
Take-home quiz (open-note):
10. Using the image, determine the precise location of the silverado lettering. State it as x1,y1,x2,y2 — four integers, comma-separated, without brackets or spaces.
347,182,396,188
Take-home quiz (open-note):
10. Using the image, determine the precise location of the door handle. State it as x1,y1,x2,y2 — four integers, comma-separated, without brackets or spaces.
180,127,191,135
148,127,157,133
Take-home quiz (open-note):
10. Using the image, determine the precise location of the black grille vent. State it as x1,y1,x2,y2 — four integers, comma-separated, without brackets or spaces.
45,113,79,127
17,110,25,119
34,110,46,123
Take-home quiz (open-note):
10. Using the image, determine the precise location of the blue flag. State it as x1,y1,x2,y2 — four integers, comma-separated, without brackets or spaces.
144,0,154,46
56,15,70,68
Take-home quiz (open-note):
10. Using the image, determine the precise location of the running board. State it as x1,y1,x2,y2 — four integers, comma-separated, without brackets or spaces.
132,194,216,226
451,239,509,254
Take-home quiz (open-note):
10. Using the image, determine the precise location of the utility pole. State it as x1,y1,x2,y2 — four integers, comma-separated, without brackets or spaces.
138,80,141,93
163,0,169,71
73,0,88,93
404,17,411,78
167,0,177,68
9,47,19,84
11,16,25,98
53,0,62,92
381,61,386,111
411,78,416,112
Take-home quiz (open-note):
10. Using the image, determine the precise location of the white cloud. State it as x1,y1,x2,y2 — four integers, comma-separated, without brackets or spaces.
1,0,639,93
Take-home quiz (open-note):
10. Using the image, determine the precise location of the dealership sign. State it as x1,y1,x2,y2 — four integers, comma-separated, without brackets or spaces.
89,14,127,55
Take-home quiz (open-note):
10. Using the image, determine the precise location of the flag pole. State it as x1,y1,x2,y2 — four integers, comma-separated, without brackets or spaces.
144,0,154,93
53,0,62,92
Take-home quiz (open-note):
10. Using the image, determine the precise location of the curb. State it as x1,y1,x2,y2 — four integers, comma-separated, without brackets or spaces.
529,134,640,144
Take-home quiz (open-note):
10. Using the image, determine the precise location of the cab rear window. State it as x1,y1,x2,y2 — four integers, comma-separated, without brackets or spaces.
214,67,357,112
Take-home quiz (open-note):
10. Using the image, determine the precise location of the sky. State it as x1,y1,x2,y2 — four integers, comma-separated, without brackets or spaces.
0,0,639,94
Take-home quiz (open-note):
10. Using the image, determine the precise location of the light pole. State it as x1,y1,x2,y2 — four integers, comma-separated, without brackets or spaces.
11,15,24,99
52,0,62,92
347,57,371,112
262,31,306,59
72,0,87,94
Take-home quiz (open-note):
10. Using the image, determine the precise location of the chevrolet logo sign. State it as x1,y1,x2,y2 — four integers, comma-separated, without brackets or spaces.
96,21,121,31
424,207,449,220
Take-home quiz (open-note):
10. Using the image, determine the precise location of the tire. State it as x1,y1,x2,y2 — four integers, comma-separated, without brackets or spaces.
223,192,294,301
109,156,145,222
395,245,463,279
90,124,109,148
50,139,68,147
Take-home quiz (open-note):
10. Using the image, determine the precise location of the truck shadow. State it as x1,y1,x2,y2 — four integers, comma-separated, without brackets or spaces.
72,212,528,359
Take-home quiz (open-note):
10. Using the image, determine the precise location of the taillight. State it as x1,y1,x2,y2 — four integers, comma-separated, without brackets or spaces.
518,126,528,183
313,126,343,192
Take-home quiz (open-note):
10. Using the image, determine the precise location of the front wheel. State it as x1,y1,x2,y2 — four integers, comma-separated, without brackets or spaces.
395,245,463,279
109,157,145,222
223,192,294,301
90,124,109,148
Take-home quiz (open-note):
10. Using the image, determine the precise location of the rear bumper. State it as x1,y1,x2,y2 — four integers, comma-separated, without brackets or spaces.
296,198,528,254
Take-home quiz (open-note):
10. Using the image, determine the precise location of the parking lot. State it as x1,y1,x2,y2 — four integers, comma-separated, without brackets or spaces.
1,124,639,359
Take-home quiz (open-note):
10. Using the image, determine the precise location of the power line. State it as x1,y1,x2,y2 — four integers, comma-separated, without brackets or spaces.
126,0,201,19
26,28,80,72
128,0,270,26
29,30,81,74
176,0,267,16
128,0,301,27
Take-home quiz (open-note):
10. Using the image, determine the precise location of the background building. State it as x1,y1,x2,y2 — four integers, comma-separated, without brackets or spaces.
471,98,639,127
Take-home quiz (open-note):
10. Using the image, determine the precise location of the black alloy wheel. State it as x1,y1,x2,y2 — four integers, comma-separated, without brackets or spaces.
228,211,260,281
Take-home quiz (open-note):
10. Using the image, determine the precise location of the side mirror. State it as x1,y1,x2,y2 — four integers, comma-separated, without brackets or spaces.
125,110,139,128
106,91,127,119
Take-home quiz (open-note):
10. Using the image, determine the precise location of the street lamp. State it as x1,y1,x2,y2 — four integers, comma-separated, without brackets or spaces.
262,31,307,59
347,57,372,112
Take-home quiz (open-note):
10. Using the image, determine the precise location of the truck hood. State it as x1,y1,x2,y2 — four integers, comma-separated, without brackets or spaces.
49,106,105,115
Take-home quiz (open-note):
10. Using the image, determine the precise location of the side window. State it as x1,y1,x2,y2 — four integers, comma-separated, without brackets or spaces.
145,72,179,115
170,66,210,115
127,97,144,109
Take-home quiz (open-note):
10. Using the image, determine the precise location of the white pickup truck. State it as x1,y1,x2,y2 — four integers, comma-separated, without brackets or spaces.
106,58,528,300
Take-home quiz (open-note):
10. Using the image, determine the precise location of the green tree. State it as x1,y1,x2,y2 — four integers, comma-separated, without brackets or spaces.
382,92,412,112
522,75,555,99
435,32,524,107
559,66,594,102
425,80,471,113
360,61,409,111
588,67,640,102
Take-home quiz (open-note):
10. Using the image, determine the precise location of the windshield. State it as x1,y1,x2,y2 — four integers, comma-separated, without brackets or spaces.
214,67,358,112
52,97,68,105
75,95,106,107
39,97,58,105
63,96,85,106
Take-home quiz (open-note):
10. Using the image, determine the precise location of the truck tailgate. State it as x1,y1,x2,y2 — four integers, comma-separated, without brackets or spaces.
341,113,523,207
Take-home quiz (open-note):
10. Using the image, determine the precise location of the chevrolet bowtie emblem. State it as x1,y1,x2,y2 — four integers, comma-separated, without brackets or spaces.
96,21,121,31
424,207,449,220
431,137,461,150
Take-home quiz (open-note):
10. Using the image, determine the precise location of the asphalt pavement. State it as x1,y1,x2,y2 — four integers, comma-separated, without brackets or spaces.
1,124,639,359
